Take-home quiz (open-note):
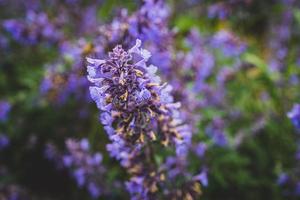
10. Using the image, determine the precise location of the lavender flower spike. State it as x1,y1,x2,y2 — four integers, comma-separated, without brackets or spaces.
87,39,195,199
87,39,191,157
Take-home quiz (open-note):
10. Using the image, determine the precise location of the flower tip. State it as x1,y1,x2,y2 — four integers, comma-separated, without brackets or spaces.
86,57,94,63
135,39,142,46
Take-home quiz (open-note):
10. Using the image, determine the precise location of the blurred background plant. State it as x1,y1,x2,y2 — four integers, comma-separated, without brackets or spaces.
1,0,300,199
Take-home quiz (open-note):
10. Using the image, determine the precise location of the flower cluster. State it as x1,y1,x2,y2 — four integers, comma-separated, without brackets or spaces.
211,30,246,57
45,138,112,199
277,104,300,197
63,138,107,198
268,0,294,72
207,0,254,20
2,0,102,46
3,10,63,45
87,40,201,199
206,117,228,147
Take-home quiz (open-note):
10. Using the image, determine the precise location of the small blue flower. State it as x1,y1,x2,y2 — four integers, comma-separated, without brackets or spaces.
194,170,208,187
0,101,11,122
80,139,90,151
288,104,300,129
195,142,207,158
63,155,73,167
277,173,289,185
74,168,85,187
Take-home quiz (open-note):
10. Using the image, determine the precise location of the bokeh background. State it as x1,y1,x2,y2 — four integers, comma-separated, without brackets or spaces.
1,0,300,199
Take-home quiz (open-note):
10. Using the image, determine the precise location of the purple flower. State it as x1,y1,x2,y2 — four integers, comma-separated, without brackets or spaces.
63,155,73,167
268,1,293,72
194,142,207,158
0,101,11,122
0,134,9,149
3,11,62,45
137,88,151,103
193,170,208,187
91,153,103,166
212,131,228,147
288,104,300,129
3,20,24,42
87,39,191,156
45,138,107,198
87,39,196,199
125,177,145,196
211,30,246,57
88,182,101,198
296,182,300,196
277,173,289,185
74,168,85,187
39,77,53,94
208,3,229,20
206,118,228,147
100,112,113,125
80,138,90,151
296,149,300,160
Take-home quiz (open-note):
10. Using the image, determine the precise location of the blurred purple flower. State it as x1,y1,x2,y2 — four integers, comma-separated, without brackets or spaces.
0,101,11,122
295,182,300,196
74,168,85,187
0,134,10,149
211,30,246,57
88,182,101,198
194,142,207,158
208,3,229,20
206,118,228,147
193,170,208,187
87,39,199,199
277,173,289,185
288,104,300,129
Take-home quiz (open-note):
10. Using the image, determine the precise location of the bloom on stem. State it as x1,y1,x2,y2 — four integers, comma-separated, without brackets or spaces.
87,39,196,199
